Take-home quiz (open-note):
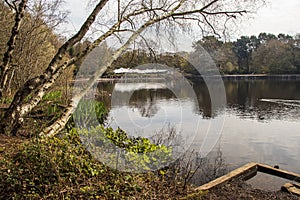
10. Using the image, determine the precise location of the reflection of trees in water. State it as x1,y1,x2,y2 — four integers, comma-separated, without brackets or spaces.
96,80,300,121
191,80,212,117
129,89,175,118
131,97,158,118
96,77,199,116
192,79,300,120
96,81,115,109
224,80,300,121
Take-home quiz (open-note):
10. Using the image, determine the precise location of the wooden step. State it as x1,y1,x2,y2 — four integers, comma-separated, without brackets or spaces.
195,162,258,191
196,162,300,192
281,183,300,196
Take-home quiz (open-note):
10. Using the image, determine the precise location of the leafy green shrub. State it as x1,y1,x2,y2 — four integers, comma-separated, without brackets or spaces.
67,99,108,129
0,131,144,199
79,125,172,172
0,133,94,198
0,127,192,199
42,91,62,102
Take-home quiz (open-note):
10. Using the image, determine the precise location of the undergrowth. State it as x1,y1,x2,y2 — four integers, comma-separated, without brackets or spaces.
0,128,192,199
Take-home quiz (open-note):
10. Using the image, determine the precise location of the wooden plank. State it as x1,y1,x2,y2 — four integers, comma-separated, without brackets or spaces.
195,162,258,191
257,163,300,183
281,183,300,196
195,162,300,192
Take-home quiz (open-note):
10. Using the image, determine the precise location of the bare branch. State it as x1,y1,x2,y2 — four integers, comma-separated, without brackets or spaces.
171,0,219,17
202,10,247,16
46,0,109,74
4,0,16,10
201,13,220,37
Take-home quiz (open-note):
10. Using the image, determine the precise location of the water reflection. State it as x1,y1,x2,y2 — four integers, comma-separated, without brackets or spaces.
98,79,203,165
223,80,300,121
97,79,300,122
129,89,169,118
96,79,300,174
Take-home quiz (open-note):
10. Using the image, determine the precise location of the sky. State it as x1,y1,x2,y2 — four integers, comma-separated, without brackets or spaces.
239,0,300,37
62,0,300,38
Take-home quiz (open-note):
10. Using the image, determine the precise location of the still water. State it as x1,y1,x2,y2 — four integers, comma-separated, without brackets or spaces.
97,79,300,178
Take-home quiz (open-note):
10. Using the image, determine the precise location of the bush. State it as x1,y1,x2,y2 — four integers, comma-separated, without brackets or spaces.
42,91,62,102
67,99,108,129
0,127,184,199
79,126,172,172
1,132,97,198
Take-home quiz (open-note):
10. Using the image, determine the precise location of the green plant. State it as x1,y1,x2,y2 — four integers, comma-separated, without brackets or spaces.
67,99,108,129
47,103,59,116
0,134,92,198
0,96,13,104
0,130,143,199
42,91,62,102
78,125,172,172
0,128,194,199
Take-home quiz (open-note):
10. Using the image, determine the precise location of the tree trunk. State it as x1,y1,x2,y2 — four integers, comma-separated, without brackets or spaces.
0,0,109,135
39,103,75,137
0,0,28,98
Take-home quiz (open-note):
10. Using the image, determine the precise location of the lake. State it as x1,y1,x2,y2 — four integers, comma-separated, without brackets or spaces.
96,78,300,187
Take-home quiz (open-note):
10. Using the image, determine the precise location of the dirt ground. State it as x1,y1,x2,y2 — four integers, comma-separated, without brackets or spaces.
0,134,23,154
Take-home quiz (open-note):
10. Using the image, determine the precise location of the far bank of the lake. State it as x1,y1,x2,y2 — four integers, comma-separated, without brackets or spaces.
73,74,300,83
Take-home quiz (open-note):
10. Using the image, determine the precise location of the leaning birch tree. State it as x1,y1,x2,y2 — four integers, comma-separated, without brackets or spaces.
0,0,28,99
0,0,265,136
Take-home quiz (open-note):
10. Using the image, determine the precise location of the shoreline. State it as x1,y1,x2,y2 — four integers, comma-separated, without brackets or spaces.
73,74,300,82
188,74,300,80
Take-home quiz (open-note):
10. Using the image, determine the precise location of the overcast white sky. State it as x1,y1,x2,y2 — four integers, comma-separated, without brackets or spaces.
63,0,300,38
239,0,300,37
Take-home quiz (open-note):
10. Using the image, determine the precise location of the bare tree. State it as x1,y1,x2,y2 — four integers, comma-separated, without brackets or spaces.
0,0,68,96
0,0,265,136
0,0,28,98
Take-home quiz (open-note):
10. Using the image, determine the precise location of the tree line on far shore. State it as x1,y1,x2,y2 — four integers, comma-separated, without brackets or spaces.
96,33,300,76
